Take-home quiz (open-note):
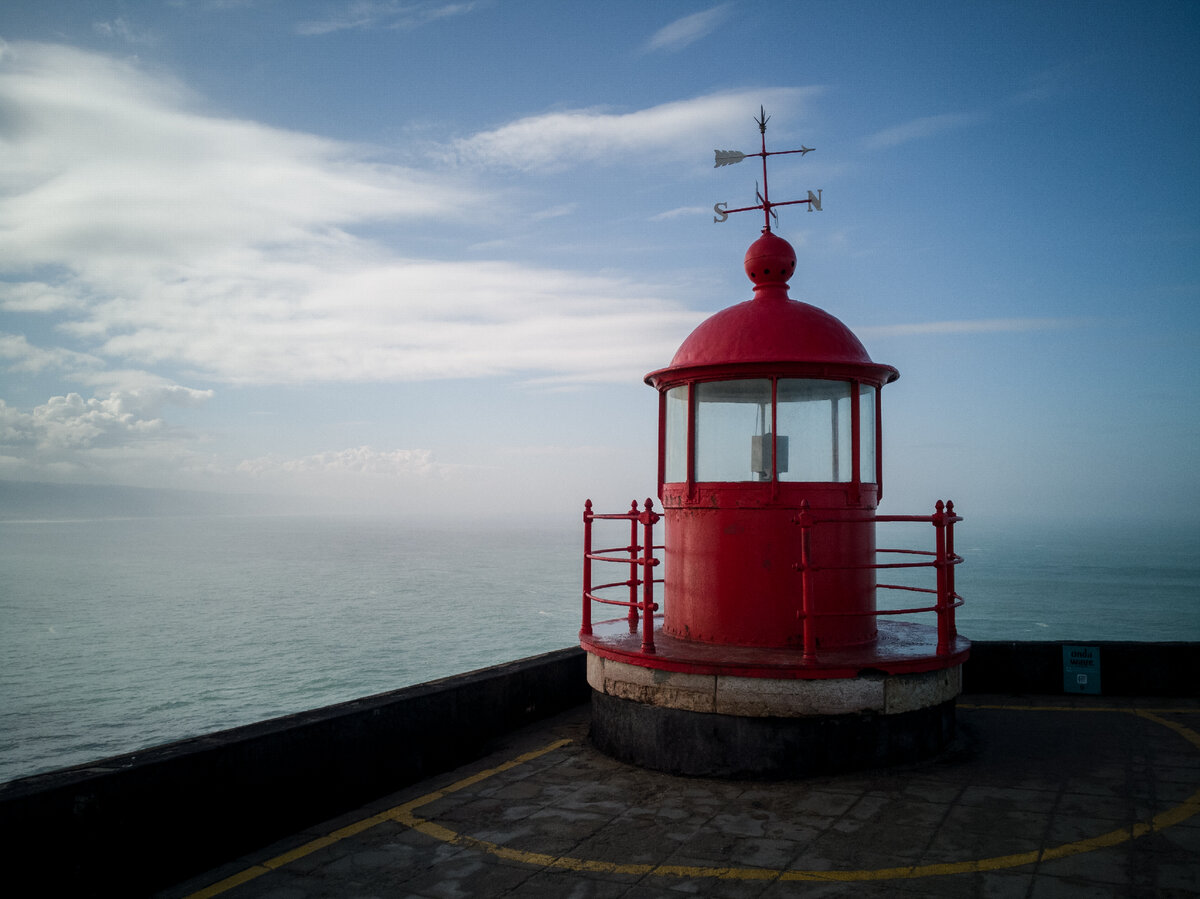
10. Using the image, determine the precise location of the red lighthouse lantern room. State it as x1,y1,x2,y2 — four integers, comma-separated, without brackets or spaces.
581,111,970,778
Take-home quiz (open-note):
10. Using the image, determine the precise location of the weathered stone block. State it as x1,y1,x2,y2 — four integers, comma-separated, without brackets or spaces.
884,666,961,714
715,674,886,717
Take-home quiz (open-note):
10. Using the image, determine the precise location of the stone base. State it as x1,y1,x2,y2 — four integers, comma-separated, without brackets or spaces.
587,654,962,716
590,689,957,778
586,654,962,778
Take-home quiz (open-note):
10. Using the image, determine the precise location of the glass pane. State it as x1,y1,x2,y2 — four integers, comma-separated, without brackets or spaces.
664,386,689,483
777,379,852,482
859,384,877,483
695,379,772,482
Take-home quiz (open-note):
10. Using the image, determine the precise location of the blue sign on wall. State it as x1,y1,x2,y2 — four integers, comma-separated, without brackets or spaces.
1063,645,1101,694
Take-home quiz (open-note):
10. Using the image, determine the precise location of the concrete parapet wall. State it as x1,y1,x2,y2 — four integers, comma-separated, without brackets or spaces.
963,641,1196,697
0,647,588,896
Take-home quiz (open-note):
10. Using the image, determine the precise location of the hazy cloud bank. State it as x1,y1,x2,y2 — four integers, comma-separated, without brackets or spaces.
0,40,700,392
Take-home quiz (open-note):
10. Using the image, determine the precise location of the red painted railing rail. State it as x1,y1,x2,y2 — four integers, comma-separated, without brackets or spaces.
581,499,663,653
794,499,964,656
582,498,962,662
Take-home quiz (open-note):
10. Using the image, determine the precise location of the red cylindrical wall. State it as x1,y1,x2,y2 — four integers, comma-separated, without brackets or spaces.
661,485,879,650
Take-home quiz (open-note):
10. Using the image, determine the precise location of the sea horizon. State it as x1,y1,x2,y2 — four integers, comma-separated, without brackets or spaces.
2,507,1197,784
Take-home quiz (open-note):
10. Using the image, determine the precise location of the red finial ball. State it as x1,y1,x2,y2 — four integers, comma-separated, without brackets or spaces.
743,231,797,287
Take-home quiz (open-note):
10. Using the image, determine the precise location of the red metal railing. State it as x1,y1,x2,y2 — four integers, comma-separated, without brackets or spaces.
581,499,663,653
794,500,963,661
581,498,962,663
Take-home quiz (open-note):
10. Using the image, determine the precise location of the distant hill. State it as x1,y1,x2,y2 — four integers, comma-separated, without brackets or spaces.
0,480,297,521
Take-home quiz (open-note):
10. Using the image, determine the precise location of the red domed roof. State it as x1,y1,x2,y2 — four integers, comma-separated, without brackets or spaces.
668,296,874,367
646,232,897,387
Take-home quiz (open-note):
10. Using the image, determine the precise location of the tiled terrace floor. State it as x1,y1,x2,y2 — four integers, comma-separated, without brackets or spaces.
161,695,1200,898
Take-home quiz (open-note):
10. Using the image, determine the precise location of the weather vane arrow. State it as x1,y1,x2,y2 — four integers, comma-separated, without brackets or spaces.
713,106,822,229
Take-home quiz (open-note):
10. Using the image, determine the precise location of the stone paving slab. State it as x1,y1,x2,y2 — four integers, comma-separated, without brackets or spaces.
160,695,1200,898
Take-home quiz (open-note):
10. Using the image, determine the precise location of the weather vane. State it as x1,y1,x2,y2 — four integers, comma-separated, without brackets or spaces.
713,106,822,230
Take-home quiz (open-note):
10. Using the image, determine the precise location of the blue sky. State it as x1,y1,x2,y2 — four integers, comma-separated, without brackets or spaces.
0,1,1197,524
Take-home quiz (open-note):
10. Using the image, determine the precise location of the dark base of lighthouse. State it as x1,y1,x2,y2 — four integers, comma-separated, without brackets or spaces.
589,690,956,779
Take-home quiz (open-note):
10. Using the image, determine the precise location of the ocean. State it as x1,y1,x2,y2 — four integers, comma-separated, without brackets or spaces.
2,513,1197,784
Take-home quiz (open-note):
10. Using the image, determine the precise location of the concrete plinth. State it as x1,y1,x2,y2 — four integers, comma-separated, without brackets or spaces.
587,654,961,778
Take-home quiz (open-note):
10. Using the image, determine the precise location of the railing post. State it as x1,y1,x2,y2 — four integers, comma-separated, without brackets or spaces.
626,500,640,633
795,500,817,663
933,499,949,655
946,500,958,640
580,500,593,638
640,498,658,654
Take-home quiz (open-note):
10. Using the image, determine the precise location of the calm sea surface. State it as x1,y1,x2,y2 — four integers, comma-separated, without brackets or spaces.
2,514,1197,783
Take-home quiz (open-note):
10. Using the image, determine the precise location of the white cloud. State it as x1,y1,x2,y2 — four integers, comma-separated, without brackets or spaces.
237,445,442,477
0,41,704,389
0,333,103,375
161,0,253,10
862,113,981,150
294,1,481,36
225,444,479,514
0,386,213,453
36,252,699,385
451,88,817,172
650,206,707,221
74,367,208,396
35,393,164,449
93,17,160,45
0,400,33,447
646,4,732,53
0,381,221,490
530,203,577,221
0,41,478,276
858,318,1080,338
0,281,88,313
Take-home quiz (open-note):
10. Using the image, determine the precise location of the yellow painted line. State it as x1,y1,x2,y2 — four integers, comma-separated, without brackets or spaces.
960,702,1200,715
182,814,399,899
187,706,1200,895
1137,708,1200,750
185,865,271,899
184,738,572,898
